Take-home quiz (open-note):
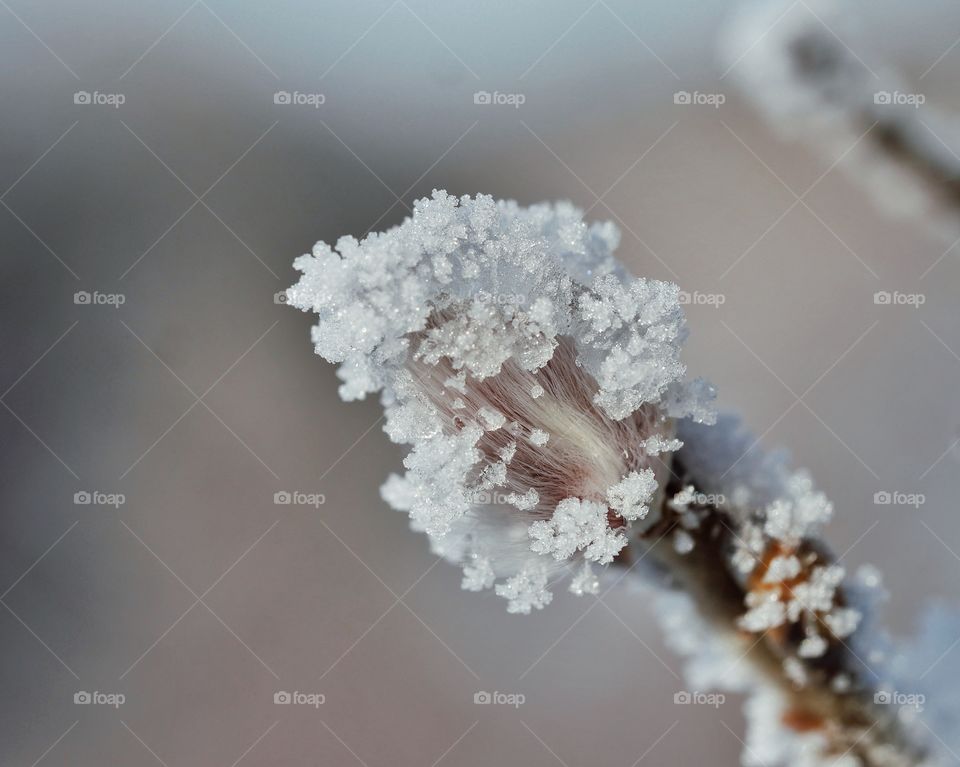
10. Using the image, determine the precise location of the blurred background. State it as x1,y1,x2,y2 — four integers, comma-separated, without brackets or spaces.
3,0,960,764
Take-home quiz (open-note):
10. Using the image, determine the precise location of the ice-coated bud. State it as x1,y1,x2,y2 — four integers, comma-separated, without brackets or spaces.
287,191,715,610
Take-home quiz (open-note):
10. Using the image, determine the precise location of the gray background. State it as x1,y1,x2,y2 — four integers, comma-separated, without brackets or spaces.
3,1,960,764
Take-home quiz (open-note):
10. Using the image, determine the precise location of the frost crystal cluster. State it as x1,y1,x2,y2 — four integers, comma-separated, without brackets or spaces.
288,191,714,612
678,415,859,659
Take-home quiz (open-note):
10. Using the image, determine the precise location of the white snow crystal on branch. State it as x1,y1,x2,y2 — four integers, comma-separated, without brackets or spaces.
529,497,626,564
495,561,553,614
288,190,714,611
607,469,658,523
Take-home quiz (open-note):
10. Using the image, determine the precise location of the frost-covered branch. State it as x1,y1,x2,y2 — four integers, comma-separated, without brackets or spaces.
287,191,955,766
628,420,926,766
722,0,960,244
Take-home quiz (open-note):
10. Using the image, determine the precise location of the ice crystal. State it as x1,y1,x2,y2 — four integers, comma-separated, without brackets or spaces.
642,434,683,456
740,592,787,632
288,191,713,610
797,633,828,659
823,607,860,639
477,407,506,430
672,529,695,554
461,554,495,592
495,562,553,614
679,416,873,711
529,497,627,564
606,469,658,527
529,428,549,446
568,561,600,596
788,565,844,619
763,554,802,584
